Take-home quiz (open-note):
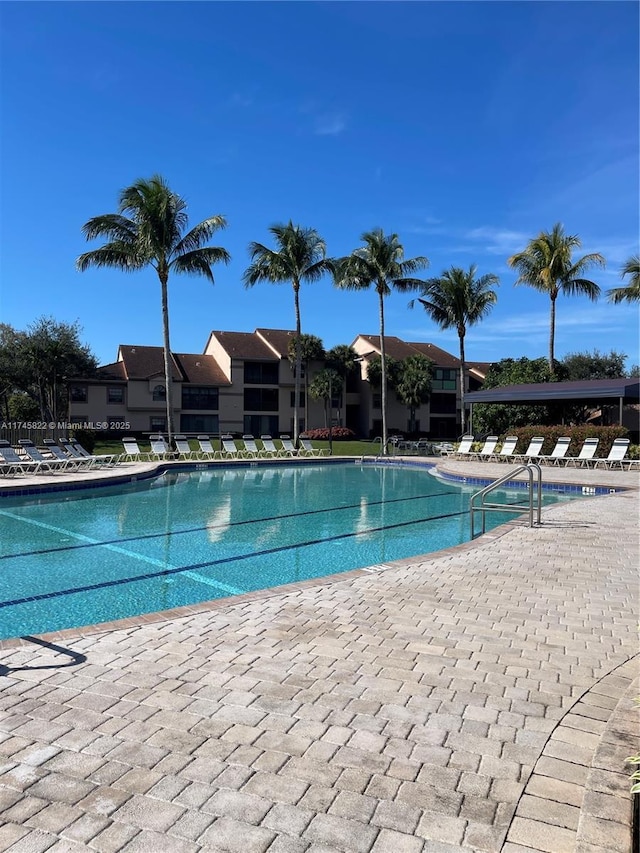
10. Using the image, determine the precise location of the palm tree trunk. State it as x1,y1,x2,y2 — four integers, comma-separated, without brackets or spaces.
458,329,466,436
293,281,302,445
159,270,174,447
549,295,556,375
379,287,388,455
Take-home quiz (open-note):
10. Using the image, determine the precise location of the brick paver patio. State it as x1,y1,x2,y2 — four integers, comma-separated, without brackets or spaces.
0,459,638,852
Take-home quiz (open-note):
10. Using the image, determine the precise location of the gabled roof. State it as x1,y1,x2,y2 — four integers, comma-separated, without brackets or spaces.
355,335,426,361
174,353,231,386
117,345,182,381
114,345,228,385
96,361,127,381
408,342,460,369
354,335,465,368
466,377,640,404
208,331,279,360
255,328,297,358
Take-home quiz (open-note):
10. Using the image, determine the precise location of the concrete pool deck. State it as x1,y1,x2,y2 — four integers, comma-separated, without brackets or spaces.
0,458,638,852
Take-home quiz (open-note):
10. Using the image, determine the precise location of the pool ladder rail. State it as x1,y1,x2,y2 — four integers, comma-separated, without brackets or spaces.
470,463,543,539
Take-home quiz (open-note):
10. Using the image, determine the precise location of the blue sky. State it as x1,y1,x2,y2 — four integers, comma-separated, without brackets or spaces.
1,1,638,371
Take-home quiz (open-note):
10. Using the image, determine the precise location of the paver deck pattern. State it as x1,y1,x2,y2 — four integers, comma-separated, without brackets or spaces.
0,459,638,852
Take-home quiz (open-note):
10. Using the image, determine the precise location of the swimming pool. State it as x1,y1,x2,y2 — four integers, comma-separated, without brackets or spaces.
0,462,574,640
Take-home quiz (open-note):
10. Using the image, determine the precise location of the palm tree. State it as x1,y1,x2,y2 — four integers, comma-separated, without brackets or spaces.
334,229,428,452
508,223,605,373
607,255,640,304
394,354,434,435
410,265,499,435
244,223,333,443
76,175,230,445
287,333,325,431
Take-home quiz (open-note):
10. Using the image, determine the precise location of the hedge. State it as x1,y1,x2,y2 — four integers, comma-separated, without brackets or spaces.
302,427,356,441
487,424,629,458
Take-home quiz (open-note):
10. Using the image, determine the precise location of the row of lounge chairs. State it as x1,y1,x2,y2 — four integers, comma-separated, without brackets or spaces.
121,434,329,462
0,438,119,477
446,435,636,469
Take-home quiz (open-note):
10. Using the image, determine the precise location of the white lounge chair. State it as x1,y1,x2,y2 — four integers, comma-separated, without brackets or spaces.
450,435,474,459
566,437,599,468
279,436,300,456
0,440,43,475
60,438,119,467
43,439,92,471
174,435,199,460
299,437,328,457
18,439,67,473
121,437,151,461
197,435,219,459
514,436,545,464
220,435,241,459
470,436,498,461
259,435,280,457
539,437,571,466
150,435,172,459
241,435,267,458
489,436,519,462
592,438,630,469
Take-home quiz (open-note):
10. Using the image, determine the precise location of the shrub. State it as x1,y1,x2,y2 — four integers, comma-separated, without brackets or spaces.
70,428,96,453
302,427,356,441
491,424,629,458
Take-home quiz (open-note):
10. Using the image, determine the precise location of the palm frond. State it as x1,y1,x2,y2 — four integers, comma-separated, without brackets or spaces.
173,215,228,256
76,245,144,273
171,247,231,280
80,214,138,244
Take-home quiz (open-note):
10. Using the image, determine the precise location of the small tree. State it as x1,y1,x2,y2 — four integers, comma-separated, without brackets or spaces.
394,354,434,434
309,368,342,427
16,317,97,424
287,333,325,430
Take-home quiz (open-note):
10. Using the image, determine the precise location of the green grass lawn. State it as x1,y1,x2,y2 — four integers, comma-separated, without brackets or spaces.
94,437,384,457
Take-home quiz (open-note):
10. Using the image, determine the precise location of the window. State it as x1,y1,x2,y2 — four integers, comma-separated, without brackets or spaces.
107,386,124,404
150,417,167,431
244,388,279,411
152,384,166,401
182,386,218,410
432,369,457,391
289,391,305,407
181,414,219,433
372,393,381,409
244,415,278,436
430,393,457,414
244,362,279,384
70,385,87,403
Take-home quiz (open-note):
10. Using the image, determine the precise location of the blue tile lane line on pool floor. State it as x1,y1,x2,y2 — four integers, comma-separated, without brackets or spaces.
0,496,535,613
0,489,459,561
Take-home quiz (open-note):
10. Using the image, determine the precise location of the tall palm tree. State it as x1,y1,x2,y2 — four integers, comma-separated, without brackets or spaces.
508,223,604,373
334,229,428,452
607,255,640,304
76,175,230,445
410,265,499,435
244,223,333,443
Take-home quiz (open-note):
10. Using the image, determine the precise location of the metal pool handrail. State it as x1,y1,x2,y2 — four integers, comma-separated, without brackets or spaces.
470,463,543,539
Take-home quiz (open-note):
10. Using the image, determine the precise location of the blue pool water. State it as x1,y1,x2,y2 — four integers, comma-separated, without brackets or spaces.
0,463,574,640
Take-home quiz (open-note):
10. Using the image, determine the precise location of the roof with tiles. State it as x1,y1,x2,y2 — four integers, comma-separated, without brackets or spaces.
95,361,127,381
174,353,231,386
255,328,297,358
355,335,464,367
408,341,461,368
209,331,279,360
117,345,182,380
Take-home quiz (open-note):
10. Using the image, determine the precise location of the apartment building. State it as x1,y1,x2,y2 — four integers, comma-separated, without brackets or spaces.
68,328,487,439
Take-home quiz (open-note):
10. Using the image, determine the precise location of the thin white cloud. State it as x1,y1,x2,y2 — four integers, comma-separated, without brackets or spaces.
313,113,346,136
465,227,530,256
